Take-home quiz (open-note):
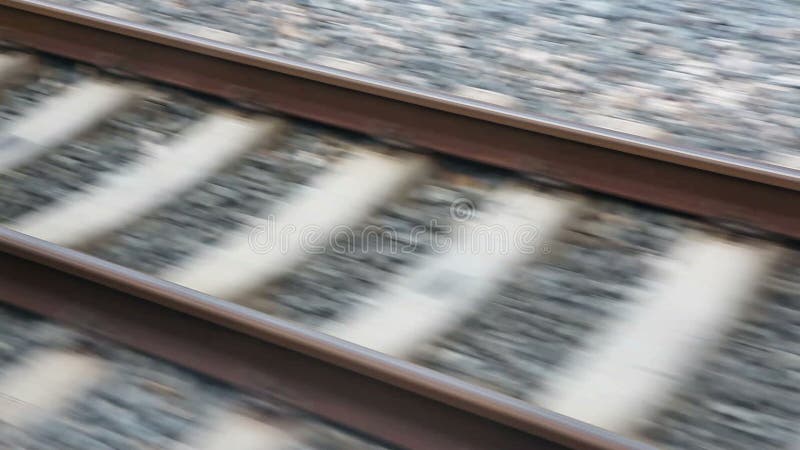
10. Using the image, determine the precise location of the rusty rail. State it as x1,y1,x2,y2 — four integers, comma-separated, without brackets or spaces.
0,229,647,450
0,0,798,239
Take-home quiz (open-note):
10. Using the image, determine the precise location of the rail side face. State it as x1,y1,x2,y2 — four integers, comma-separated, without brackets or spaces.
0,229,645,450
0,250,560,449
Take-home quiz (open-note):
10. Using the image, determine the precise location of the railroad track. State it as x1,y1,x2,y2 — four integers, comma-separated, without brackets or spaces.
0,2,798,449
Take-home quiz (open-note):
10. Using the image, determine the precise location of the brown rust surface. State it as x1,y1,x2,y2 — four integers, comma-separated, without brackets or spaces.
0,0,798,239
0,229,648,450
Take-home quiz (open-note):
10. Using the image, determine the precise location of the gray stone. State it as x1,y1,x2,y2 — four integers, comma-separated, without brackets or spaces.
643,254,800,449
416,199,685,398
91,123,347,274
0,54,82,125
0,83,205,223
264,170,488,328
40,1,800,162
0,303,388,449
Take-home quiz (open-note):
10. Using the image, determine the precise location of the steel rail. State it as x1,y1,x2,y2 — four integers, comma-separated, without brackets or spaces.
0,0,798,239
0,229,648,450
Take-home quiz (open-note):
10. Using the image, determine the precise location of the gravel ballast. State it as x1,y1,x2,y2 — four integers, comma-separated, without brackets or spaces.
0,54,81,125
13,351,228,450
46,0,800,165
91,123,350,274
416,199,686,398
0,89,206,223
259,165,492,328
643,253,800,450
0,305,79,373
293,422,395,450
0,303,393,449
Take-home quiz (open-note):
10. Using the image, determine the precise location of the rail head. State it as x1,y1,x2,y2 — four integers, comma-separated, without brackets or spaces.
0,0,798,240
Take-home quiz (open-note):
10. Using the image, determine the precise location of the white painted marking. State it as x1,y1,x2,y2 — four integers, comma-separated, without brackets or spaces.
323,187,577,357
536,234,774,433
0,350,106,428
163,152,430,299
11,113,282,247
0,53,37,86
0,79,137,171
180,412,298,450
